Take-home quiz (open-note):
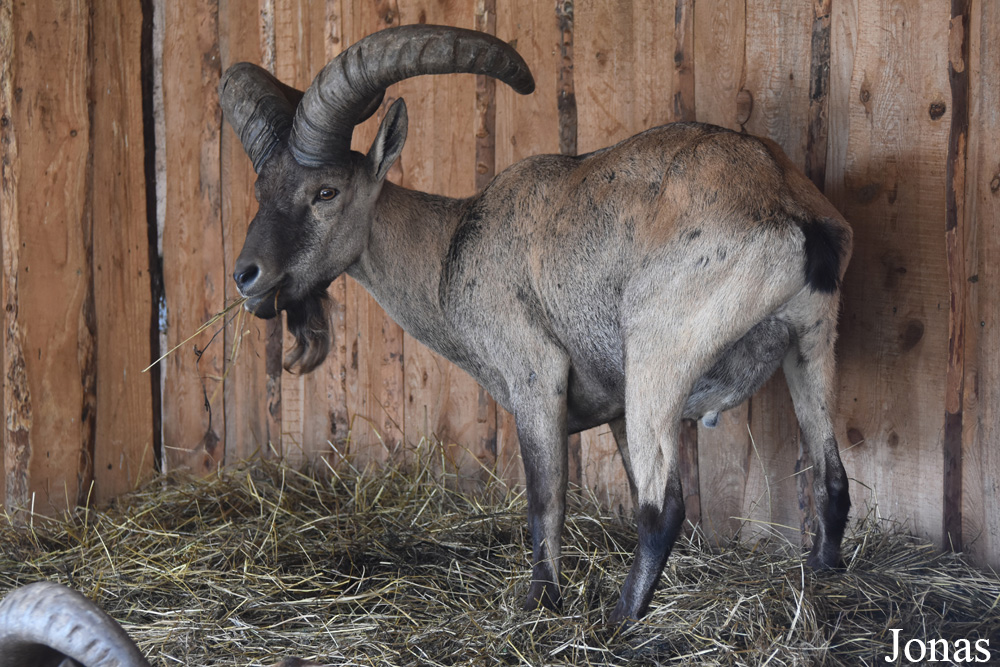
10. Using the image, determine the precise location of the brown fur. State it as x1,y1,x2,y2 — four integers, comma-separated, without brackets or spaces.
228,101,853,627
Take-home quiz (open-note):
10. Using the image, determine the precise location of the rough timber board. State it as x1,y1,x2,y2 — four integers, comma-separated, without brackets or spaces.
159,0,226,475
220,0,275,464
299,2,350,474
271,0,341,469
828,0,951,546
389,1,497,488
963,0,1000,569
741,0,815,544
336,0,405,469
91,0,157,503
2,0,94,512
691,0,751,543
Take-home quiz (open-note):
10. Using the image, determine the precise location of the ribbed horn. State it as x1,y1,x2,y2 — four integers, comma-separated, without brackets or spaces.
290,24,535,168
0,581,150,667
219,62,304,172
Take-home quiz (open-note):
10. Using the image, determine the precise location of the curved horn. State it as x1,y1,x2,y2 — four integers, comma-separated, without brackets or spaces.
219,62,304,172
0,581,150,667
290,24,535,168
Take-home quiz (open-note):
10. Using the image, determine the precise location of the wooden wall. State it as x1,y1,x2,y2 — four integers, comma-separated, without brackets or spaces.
2,0,998,570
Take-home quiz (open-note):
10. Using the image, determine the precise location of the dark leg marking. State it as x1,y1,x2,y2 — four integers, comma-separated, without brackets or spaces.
608,475,685,625
807,443,850,570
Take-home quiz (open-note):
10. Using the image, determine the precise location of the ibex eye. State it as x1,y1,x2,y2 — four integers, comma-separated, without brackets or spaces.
318,188,338,201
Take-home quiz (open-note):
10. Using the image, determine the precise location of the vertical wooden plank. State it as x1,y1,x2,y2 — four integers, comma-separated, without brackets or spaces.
692,0,751,543
271,0,335,469
336,0,405,471
828,0,951,547
0,0,21,511
553,0,582,491
741,0,814,544
805,0,832,191
260,0,286,465
220,0,278,464
575,0,676,154
90,0,156,503
2,0,95,513
159,0,226,475
573,0,677,515
311,0,351,471
962,0,1000,569
494,0,561,489
672,0,695,123
389,0,497,490
302,1,350,471
943,0,970,553
672,0,700,529
471,0,499,482
693,0,745,130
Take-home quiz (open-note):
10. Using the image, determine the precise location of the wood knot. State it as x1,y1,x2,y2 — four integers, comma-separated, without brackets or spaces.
859,87,871,105
736,89,753,126
990,174,1000,193
928,101,947,120
899,319,925,352
847,427,865,446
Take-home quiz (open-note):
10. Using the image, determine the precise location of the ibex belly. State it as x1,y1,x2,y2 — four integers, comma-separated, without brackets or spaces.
564,315,789,434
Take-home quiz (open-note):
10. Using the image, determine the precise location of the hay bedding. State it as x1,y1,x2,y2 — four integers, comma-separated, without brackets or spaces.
1,450,998,667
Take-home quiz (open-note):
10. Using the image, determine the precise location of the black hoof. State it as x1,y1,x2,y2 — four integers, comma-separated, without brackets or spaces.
523,579,561,612
806,543,843,571
606,598,638,630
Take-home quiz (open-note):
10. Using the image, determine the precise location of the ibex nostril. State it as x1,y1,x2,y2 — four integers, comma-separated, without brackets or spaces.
234,264,260,291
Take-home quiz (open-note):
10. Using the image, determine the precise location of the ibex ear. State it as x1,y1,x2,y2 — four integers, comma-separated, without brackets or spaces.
366,98,408,183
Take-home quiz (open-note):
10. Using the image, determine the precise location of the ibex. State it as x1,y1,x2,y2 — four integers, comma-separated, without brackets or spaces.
220,25,852,625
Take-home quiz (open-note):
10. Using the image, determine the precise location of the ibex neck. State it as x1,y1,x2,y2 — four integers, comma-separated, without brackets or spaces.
347,181,469,343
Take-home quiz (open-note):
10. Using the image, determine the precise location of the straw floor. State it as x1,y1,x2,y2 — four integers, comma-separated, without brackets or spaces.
1,448,997,666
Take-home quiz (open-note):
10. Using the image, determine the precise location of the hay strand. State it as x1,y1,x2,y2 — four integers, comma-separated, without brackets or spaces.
1,445,997,666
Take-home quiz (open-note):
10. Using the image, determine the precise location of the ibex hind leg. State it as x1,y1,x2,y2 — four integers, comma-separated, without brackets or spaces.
609,320,752,624
609,256,804,625
781,292,850,569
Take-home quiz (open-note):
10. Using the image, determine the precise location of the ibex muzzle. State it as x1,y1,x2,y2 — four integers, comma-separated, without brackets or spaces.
220,24,853,625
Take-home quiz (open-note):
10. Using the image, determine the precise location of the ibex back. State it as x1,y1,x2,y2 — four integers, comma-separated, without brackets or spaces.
220,25,852,625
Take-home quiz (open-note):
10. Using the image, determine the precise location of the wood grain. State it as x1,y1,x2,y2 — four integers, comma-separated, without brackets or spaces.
271,0,338,469
742,0,814,544
692,0,751,544
159,0,226,475
90,0,157,503
386,0,497,490
300,1,350,474
575,0,676,153
220,0,276,464
962,0,1000,569
335,0,405,471
2,0,95,513
829,0,951,547
943,0,970,552
472,0,499,482
672,0,695,123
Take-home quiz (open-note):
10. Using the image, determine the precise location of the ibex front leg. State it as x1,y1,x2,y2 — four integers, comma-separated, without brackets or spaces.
513,356,571,612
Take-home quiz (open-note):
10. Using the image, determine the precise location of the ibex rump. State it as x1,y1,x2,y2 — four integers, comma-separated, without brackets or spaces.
220,25,852,625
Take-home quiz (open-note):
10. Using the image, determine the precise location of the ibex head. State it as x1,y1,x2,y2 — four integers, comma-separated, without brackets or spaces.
219,26,534,373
